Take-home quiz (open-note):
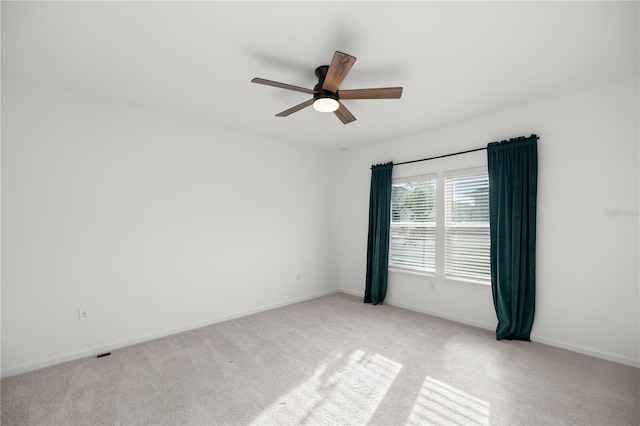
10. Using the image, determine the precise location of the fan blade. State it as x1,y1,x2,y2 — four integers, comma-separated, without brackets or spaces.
334,102,356,124
339,87,403,100
275,99,314,117
322,51,356,93
251,78,315,94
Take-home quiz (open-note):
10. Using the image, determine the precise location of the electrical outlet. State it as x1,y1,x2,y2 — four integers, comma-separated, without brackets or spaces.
79,309,88,321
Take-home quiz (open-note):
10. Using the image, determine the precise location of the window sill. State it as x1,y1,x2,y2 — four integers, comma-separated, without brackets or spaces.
389,268,490,289
389,267,437,280
439,276,491,289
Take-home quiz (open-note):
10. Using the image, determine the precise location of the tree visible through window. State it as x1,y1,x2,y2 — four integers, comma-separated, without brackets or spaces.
389,176,437,272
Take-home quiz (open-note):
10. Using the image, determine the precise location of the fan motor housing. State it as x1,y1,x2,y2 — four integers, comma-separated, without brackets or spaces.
313,87,339,102
314,65,339,101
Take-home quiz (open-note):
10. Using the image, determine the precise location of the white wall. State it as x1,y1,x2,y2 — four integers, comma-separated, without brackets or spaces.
335,79,640,367
2,77,638,376
1,79,337,376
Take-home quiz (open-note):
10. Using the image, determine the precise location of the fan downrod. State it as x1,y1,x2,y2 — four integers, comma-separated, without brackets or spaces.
314,65,330,80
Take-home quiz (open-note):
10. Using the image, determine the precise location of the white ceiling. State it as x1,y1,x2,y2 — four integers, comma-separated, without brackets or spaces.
2,1,638,151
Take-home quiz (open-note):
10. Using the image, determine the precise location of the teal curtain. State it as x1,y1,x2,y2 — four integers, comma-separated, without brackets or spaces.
488,135,538,341
364,162,393,305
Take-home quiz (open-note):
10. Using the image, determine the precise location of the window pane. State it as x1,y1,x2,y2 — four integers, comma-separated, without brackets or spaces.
390,224,436,271
444,226,490,280
391,180,436,223
390,176,436,272
447,174,489,222
444,171,490,282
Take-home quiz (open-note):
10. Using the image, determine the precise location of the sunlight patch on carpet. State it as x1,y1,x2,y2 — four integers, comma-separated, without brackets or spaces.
251,349,402,425
407,376,490,425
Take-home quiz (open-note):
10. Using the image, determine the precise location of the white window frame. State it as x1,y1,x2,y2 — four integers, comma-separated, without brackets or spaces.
389,164,491,287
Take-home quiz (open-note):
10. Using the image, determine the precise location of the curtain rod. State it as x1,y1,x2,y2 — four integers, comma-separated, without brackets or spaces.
393,146,487,167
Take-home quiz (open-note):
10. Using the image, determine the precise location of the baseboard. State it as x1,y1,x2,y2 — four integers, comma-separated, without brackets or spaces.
339,289,640,369
1,288,341,378
390,300,639,368
339,288,362,298
530,334,640,368
384,299,496,331
340,288,495,330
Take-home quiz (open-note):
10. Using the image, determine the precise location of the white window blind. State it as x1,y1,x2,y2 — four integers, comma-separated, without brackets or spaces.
389,177,437,273
444,170,490,282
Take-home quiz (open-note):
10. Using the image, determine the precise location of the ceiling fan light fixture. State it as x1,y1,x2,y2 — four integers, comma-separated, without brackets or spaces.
252,51,402,124
313,97,339,113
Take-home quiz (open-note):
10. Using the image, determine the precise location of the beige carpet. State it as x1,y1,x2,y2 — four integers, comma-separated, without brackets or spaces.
2,292,639,425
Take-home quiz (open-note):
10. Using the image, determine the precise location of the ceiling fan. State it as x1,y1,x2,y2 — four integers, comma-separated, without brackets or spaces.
251,51,403,124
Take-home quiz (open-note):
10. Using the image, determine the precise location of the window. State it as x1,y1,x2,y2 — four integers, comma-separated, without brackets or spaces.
444,169,490,282
389,175,437,273
389,167,490,284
